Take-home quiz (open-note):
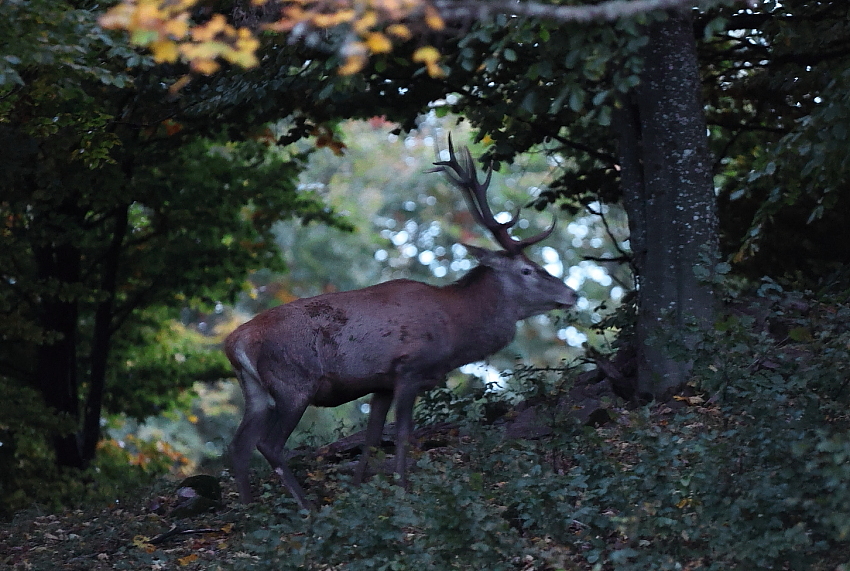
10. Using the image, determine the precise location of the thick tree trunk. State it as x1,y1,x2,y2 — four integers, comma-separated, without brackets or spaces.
616,9,718,400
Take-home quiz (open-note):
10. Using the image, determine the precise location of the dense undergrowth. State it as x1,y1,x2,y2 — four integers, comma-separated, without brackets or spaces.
2,280,849,570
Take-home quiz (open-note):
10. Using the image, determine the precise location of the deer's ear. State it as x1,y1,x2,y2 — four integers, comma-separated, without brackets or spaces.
465,245,507,268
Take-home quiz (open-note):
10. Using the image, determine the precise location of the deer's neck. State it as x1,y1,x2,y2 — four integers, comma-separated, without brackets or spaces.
447,265,516,315
441,266,519,363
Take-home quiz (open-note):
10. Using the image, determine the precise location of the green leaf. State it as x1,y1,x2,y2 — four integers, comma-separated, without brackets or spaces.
592,90,609,107
596,106,611,126
520,91,538,114
569,89,585,112
788,327,812,342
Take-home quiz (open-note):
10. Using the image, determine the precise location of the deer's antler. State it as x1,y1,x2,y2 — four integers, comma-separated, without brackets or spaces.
431,135,555,255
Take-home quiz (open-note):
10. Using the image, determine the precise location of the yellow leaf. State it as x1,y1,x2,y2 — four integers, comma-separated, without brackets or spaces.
228,39,260,68
192,13,228,42
181,40,225,61
98,5,133,29
425,6,445,31
380,0,403,14
191,58,221,75
150,39,179,63
412,45,440,64
425,61,446,78
413,46,445,78
233,51,260,68
339,54,366,75
313,10,355,28
387,24,412,40
339,42,367,75
178,553,199,566
132,535,156,553
163,15,190,39
672,395,705,405
353,10,378,34
312,13,336,28
168,74,192,95
366,32,392,54
133,4,164,31
335,9,357,24
265,6,303,31
238,26,258,41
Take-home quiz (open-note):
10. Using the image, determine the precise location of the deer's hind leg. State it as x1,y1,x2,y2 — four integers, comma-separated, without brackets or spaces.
255,373,315,510
230,371,273,504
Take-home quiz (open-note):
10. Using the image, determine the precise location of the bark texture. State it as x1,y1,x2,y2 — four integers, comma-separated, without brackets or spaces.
616,9,718,399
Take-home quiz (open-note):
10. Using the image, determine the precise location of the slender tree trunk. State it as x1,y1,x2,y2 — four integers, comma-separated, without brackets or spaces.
616,9,718,400
82,205,129,462
34,241,85,468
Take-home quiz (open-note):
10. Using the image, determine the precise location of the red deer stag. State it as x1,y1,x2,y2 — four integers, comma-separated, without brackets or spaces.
225,137,577,508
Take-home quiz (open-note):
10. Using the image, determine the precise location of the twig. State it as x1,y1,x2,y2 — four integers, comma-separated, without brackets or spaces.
150,525,221,545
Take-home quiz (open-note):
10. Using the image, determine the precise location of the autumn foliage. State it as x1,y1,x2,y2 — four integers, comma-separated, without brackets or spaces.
99,0,446,77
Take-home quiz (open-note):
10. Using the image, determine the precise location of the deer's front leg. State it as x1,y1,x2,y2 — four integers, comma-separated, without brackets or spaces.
391,380,424,489
353,390,393,485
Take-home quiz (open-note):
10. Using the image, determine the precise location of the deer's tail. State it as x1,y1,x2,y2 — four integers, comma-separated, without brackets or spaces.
227,334,262,384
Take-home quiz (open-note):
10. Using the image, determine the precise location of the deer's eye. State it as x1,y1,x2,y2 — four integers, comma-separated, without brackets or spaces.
521,267,533,276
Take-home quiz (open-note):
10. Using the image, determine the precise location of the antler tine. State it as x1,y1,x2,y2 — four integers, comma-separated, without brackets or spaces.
427,134,466,188
460,145,501,224
515,215,557,249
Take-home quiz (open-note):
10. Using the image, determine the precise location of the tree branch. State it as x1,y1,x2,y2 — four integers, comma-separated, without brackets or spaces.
552,134,618,167
586,202,632,263
433,0,756,25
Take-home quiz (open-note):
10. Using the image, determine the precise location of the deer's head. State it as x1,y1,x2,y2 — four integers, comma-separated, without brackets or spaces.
431,136,578,315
